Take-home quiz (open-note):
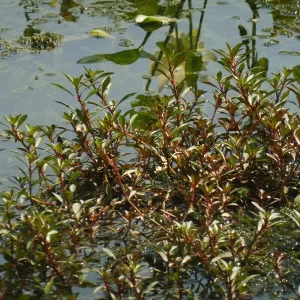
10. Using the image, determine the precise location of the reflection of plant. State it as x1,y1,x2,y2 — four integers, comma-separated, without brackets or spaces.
151,30,217,91
0,43,300,299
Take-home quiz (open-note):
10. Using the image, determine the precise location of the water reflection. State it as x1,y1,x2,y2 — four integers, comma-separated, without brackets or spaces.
21,0,84,22
59,0,83,22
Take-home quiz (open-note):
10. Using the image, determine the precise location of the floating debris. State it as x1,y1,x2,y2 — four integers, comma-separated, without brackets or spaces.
279,50,300,56
263,39,280,47
119,38,134,47
256,34,272,39
262,27,275,33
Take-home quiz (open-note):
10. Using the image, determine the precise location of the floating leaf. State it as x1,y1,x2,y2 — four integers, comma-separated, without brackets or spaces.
135,14,177,25
88,29,114,39
263,39,279,47
77,49,140,65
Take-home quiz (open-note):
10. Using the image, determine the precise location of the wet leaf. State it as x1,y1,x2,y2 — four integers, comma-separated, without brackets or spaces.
72,202,82,220
52,192,64,203
135,14,177,25
102,248,116,260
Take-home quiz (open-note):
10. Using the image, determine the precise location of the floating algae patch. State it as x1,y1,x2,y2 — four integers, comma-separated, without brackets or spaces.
0,28,10,32
0,37,24,58
0,31,64,58
279,50,300,56
17,32,64,51
263,39,280,47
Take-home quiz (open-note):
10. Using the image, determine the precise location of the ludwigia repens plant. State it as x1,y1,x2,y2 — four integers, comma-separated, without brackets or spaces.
0,43,300,299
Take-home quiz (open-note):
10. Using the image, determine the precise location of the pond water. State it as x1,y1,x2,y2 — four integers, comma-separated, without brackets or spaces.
0,0,299,298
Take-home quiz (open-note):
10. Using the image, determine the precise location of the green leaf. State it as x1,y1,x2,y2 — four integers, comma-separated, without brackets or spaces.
52,192,64,203
44,276,54,294
252,57,269,77
16,114,27,128
102,248,116,260
128,114,138,129
77,55,107,64
46,230,58,243
211,252,232,263
77,49,141,65
52,83,74,97
69,170,80,183
293,65,300,84
105,49,140,65
157,250,168,262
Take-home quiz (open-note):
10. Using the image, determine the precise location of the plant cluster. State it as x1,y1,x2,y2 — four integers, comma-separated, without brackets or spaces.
0,43,300,299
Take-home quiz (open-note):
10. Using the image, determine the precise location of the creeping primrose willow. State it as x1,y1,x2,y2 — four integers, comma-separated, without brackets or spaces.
0,43,300,299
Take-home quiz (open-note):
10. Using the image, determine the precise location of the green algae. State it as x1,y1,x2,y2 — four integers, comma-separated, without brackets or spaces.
0,37,24,58
17,32,64,51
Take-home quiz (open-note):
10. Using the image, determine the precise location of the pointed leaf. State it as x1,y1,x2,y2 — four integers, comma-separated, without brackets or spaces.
52,83,74,97
102,248,116,260
44,276,54,294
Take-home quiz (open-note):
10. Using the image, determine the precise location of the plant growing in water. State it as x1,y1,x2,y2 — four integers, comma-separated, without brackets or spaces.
0,43,300,299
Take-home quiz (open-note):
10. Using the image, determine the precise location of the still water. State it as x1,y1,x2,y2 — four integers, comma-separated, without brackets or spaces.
0,0,299,123
0,0,299,298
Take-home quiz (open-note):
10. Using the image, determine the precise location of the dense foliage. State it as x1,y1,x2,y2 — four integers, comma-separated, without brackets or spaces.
0,43,300,299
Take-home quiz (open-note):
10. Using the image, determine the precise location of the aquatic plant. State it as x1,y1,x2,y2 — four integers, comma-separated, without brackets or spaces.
0,43,300,299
